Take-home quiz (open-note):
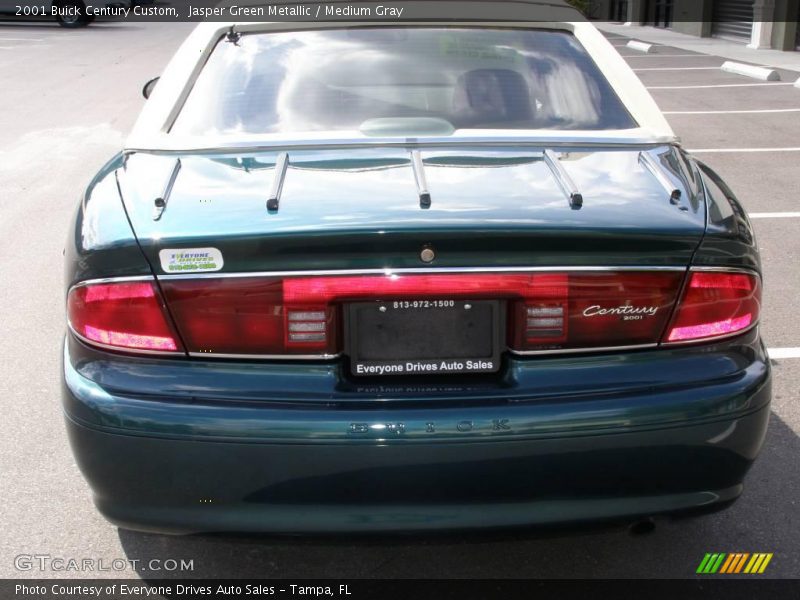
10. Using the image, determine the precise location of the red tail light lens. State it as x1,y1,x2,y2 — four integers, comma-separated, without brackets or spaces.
72,269,760,358
282,274,547,302
665,271,760,343
68,281,183,353
160,278,338,356
159,272,685,356
510,272,684,351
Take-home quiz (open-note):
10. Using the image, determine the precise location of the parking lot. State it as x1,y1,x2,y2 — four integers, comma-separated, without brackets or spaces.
0,20,798,579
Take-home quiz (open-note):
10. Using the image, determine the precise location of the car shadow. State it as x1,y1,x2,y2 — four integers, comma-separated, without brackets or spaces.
117,409,799,579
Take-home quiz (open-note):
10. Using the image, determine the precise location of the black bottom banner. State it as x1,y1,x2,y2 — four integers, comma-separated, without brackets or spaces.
2,579,799,600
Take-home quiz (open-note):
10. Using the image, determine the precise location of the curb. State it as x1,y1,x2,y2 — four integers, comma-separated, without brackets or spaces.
720,61,781,81
626,41,654,54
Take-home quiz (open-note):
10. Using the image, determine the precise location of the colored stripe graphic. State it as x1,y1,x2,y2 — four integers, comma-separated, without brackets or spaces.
758,554,774,573
696,554,713,574
745,554,759,573
720,553,749,574
697,554,727,574
710,554,726,573
700,553,773,574
744,553,774,574
734,553,750,573
719,554,736,574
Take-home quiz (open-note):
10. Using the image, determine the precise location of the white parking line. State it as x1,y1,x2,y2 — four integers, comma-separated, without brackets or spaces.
648,83,795,90
749,212,800,219
689,147,800,153
664,108,800,114
0,38,44,42
624,54,708,58
612,42,659,48
768,348,800,360
633,67,722,71
749,212,800,218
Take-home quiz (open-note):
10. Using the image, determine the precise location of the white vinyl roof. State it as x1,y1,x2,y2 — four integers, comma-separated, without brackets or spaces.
126,21,676,152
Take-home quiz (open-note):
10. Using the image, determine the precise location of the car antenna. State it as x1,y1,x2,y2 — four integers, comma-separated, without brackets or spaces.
225,25,241,45
543,150,582,210
410,150,432,209
267,152,289,212
153,158,181,221
638,151,682,205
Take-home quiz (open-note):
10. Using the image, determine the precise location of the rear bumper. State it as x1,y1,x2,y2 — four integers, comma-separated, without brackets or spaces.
62,330,771,534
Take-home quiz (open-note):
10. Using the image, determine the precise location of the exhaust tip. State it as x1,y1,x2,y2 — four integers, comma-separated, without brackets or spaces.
629,517,656,536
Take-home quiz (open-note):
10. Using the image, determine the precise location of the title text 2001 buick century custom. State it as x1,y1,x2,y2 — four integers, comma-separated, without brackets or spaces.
63,3,770,533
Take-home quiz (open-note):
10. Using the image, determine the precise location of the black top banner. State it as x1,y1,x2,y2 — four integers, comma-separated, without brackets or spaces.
4,0,790,24
3,1,587,24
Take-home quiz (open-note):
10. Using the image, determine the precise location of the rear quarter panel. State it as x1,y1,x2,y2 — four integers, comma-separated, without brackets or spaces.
692,160,761,273
65,153,154,290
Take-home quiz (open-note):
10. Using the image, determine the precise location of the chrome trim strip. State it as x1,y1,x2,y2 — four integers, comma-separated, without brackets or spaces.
156,265,688,281
267,151,289,211
68,275,155,292
153,158,181,221
510,343,658,356
689,265,762,279
189,351,341,360
67,325,185,357
127,140,675,156
543,149,583,209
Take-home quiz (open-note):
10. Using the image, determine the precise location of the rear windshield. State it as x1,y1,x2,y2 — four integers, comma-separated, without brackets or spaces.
172,28,637,136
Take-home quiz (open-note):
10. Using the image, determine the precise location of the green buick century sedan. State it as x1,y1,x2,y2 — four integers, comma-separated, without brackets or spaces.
63,2,770,534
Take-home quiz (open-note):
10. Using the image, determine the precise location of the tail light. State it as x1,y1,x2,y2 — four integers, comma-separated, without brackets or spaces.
158,271,684,356
159,278,337,356
67,281,183,353
70,268,760,358
509,272,684,352
665,270,760,343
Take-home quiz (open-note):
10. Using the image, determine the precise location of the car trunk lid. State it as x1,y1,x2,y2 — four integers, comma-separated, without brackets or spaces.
118,145,705,273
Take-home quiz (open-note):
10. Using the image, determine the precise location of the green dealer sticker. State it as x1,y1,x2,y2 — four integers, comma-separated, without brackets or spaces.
159,248,224,273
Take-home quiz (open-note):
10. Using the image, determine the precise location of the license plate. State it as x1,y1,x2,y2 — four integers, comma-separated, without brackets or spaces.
346,299,502,377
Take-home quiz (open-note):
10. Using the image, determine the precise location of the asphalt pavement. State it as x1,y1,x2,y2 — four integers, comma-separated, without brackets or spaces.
0,20,798,580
